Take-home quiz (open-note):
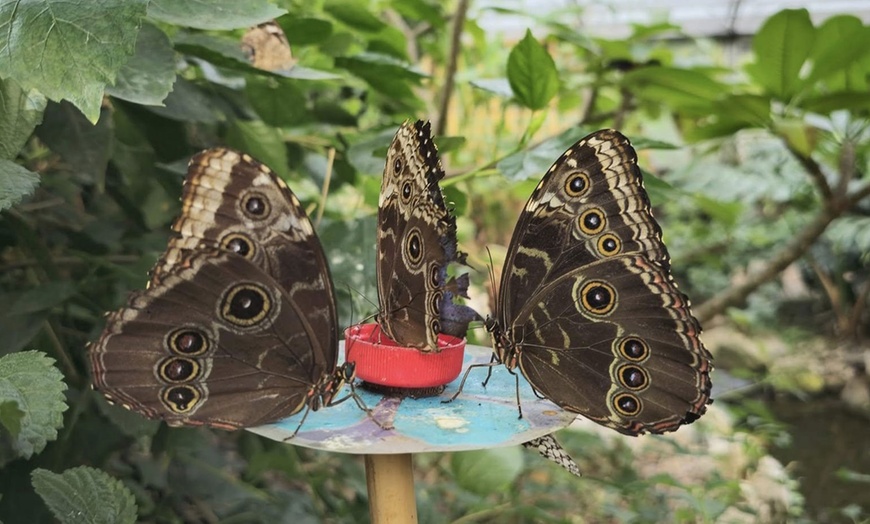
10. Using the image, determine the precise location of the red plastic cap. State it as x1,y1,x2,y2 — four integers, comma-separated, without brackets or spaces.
344,324,466,388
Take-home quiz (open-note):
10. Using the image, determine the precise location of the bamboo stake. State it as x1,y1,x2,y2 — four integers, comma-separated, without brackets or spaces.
365,454,417,524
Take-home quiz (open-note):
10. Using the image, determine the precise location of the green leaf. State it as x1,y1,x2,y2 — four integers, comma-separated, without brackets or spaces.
9,281,77,315
801,91,870,114
0,351,67,466
0,77,47,160
694,195,743,227
334,53,424,102
497,127,585,181
280,17,334,46
246,79,311,127
93,393,160,439
746,9,815,99
335,52,426,79
32,467,137,524
146,78,223,123
392,0,445,28
36,102,112,180
640,169,676,205
812,25,866,78
710,94,771,128
0,0,149,123
176,32,343,81
280,67,343,81
507,30,559,110
147,0,284,30
324,0,387,33
623,66,726,113
106,23,176,106
174,31,249,65
451,447,524,495
226,120,289,178
367,25,411,61
346,127,397,175
805,16,870,86
0,400,24,436
0,159,39,212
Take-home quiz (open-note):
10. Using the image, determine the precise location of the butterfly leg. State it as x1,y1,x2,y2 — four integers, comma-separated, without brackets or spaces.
329,382,394,431
442,361,500,403
513,371,524,419
480,353,499,387
283,404,314,441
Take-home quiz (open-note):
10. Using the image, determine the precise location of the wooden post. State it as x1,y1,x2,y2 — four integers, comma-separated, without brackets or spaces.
365,454,417,524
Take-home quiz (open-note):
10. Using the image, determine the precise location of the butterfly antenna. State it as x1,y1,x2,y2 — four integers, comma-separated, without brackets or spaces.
314,147,335,228
338,280,379,324
485,247,497,302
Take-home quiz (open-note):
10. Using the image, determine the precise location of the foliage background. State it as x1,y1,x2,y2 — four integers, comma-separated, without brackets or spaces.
1,0,869,522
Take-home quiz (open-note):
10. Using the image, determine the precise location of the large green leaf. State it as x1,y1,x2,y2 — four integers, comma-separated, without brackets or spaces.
280,17,334,46
7,281,77,315
175,32,343,81
704,94,772,133
246,79,311,127
804,16,870,87
226,120,289,178
450,447,524,495
507,30,559,110
32,467,137,524
801,91,870,114
623,66,726,114
0,0,148,123
334,53,424,102
0,159,39,212
146,78,223,123
497,127,586,181
391,0,445,29
746,8,815,100
324,0,387,33
106,23,176,106
36,102,112,181
0,78,47,160
0,351,67,467
147,0,284,30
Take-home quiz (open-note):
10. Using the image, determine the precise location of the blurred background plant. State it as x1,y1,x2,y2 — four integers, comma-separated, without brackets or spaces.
1,0,869,522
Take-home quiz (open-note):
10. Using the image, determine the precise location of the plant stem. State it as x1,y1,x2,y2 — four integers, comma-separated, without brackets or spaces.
434,0,470,136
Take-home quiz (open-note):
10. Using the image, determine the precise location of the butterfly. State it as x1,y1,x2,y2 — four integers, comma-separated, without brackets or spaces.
469,129,713,436
241,20,297,72
89,148,369,431
375,120,478,351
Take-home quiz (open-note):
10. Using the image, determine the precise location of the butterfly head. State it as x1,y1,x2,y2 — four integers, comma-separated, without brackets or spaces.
307,361,356,411
484,317,520,369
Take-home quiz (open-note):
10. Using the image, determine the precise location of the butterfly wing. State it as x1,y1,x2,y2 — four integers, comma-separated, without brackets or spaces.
90,250,332,429
153,148,339,364
377,120,478,350
241,21,297,72
90,149,338,429
497,129,712,435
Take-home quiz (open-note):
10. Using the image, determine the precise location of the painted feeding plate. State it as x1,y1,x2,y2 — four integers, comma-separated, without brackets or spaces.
248,344,578,453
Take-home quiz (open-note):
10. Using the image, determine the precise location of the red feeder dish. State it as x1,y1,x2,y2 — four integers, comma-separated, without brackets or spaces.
344,324,466,389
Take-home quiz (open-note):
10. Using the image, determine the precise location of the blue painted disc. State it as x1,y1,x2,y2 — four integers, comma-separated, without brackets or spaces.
249,344,577,453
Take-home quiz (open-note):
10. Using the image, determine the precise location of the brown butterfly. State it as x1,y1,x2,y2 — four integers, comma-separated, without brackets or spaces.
376,120,478,351
461,129,713,436
90,149,371,431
